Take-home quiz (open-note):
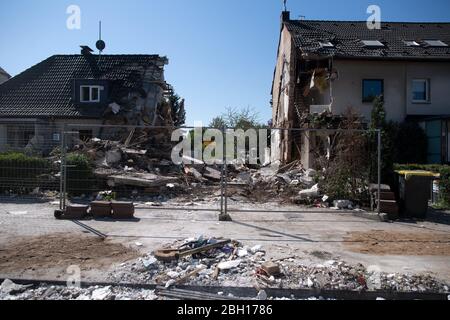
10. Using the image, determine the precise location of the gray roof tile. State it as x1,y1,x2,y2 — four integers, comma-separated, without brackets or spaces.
0,54,166,118
285,20,450,60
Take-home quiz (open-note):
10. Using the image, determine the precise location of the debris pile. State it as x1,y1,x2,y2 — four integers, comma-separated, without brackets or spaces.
108,236,450,294
0,280,157,301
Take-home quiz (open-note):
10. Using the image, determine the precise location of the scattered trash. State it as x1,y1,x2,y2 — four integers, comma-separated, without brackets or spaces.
333,200,353,210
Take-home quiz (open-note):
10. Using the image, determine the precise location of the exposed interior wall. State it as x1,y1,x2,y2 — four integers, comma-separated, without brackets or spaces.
271,25,297,163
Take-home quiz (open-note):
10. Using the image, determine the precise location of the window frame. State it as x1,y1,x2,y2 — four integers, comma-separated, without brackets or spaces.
362,79,384,103
80,85,102,103
412,79,430,103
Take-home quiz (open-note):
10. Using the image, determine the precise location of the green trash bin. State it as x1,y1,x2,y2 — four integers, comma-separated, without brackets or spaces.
396,170,440,219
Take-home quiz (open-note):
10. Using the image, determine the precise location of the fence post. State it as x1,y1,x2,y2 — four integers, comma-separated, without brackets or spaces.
377,129,381,215
59,124,67,211
220,126,225,217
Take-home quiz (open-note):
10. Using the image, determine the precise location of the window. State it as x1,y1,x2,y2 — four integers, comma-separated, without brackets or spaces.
52,133,60,142
80,85,102,102
79,130,93,142
412,79,430,103
319,41,334,48
361,40,385,47
362,79,384,103
404,40,421,47
423,40,448,47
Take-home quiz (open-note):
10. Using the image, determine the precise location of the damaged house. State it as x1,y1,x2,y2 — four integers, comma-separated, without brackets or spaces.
0,66,10,85
271,12,450,166
0,46,174,153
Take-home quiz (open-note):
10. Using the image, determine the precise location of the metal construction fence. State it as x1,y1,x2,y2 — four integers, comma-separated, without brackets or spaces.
0,122,382,217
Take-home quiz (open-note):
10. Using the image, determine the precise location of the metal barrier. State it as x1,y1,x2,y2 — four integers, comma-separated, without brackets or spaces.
0,122,61,201
0,122,381,217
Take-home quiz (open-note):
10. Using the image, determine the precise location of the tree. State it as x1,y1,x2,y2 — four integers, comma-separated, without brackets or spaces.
394,122,427,164
169,93,186,127
369,96,396,185
209,116,227,129
208,106,265,130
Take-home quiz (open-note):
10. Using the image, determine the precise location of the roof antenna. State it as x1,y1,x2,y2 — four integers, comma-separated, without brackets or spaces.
96,21,106,63
282,0,288,11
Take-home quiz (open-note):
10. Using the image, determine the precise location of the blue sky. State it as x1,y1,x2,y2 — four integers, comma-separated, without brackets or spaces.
1,0,449,125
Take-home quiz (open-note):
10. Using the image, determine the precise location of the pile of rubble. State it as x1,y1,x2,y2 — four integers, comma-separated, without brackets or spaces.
0,279,157,301
109,236,449,294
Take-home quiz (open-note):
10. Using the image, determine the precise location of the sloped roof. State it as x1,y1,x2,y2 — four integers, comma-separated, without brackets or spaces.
285,20,450,60
0,66,10,79
0,54,167,118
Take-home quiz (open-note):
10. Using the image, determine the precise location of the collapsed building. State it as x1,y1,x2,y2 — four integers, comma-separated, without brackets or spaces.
271,12,450,167
0,46,176,154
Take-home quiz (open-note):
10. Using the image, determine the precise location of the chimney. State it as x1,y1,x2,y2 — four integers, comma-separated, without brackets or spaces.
80,45,94,55
281,11,290,23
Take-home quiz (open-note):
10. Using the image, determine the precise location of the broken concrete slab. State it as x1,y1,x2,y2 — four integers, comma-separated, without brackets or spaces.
203,167,221,181
107,173,179,188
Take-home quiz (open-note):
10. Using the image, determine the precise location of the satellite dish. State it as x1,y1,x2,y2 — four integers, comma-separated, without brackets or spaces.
96,40,106,52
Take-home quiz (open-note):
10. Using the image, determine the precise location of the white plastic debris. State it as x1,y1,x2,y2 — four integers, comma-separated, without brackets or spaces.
250,245,263,253
166,271,180,279
91,286,112,300
218,260,242,270
333,200,353,210
165,279,176,288
237,249,248,257
257,290,268,300
299,184,319,199
307,277,314,288
134,242,143,247
166,183,175,189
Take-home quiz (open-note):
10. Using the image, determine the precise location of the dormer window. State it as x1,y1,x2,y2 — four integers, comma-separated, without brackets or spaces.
80,85,102,103
361,40,385,48
423,40,448,47
319,41,335,48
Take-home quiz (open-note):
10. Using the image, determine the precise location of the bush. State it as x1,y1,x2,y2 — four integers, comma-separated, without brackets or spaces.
66,153,93,195
394,122,428,164
0,152,51,194
369,98,428,186
394,164,450,208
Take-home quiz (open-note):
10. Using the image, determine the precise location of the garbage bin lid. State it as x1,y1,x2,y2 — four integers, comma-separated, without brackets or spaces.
395,170,440,178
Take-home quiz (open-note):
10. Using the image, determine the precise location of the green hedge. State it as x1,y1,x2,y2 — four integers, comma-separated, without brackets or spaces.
66,153,93,196
394,164,450,208
0,152,51,194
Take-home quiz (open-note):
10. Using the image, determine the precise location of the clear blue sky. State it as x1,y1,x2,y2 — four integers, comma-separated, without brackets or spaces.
1,0,449,125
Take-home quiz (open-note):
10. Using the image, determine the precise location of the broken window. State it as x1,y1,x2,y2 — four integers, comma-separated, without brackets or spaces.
404,40,421,47
362,79,384,103
319,41,334,48
79,130,93,142
412,79,430,103
80,85,102,103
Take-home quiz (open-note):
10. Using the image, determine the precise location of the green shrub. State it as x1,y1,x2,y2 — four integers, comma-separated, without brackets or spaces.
66,153,93,195
394,164,450,208
0,152,51,194
394,122,427,164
